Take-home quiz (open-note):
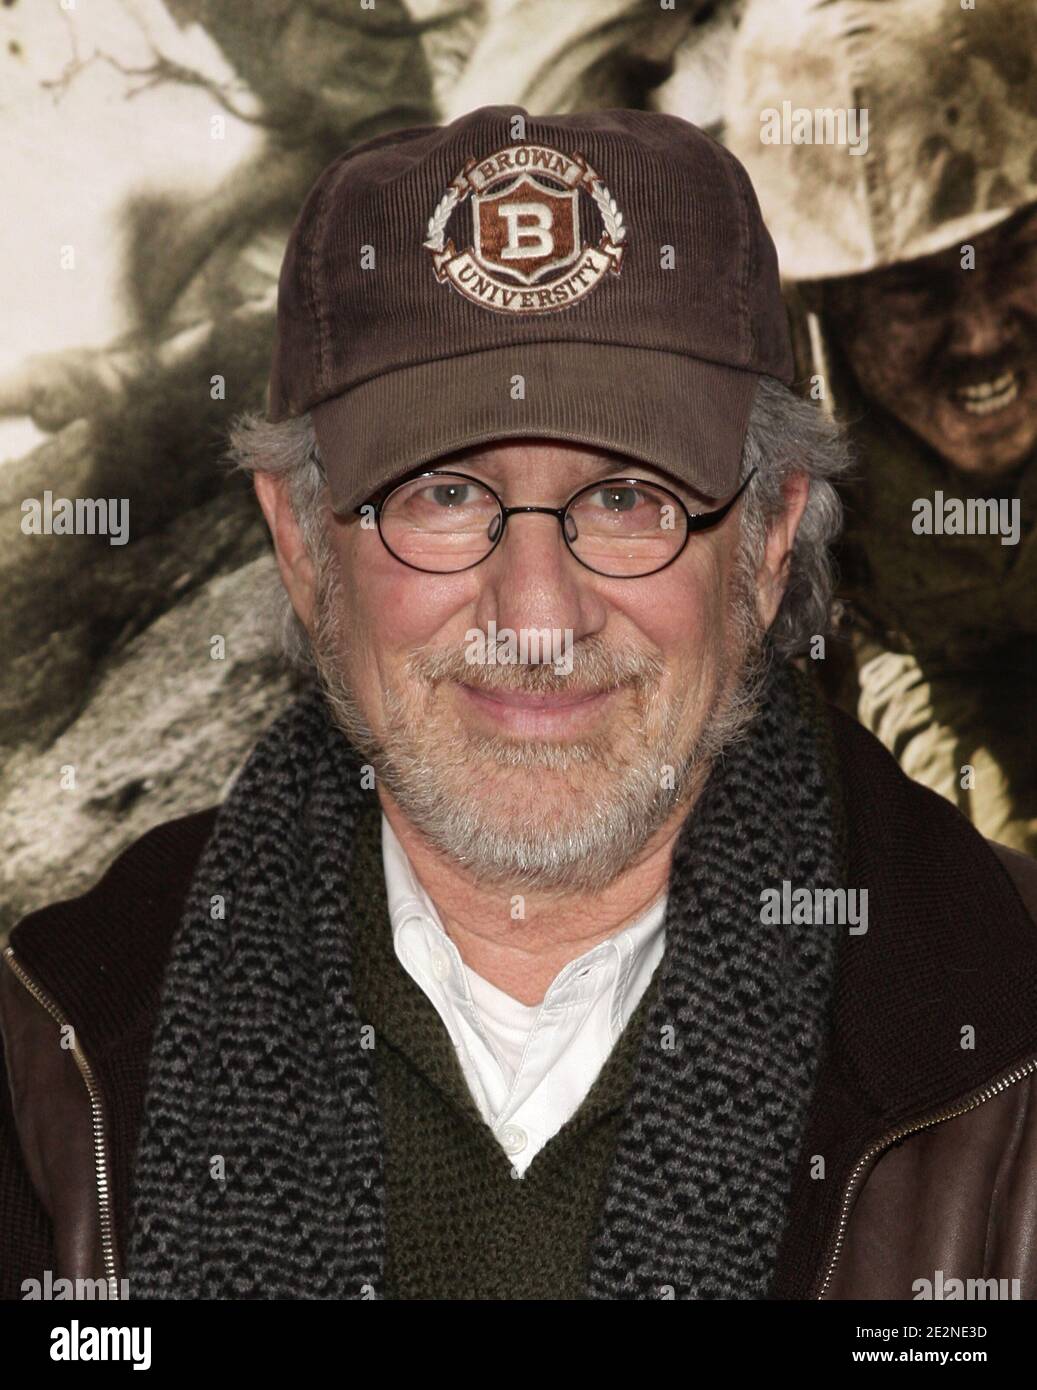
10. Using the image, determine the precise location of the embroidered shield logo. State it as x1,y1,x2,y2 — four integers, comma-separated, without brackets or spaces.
424,142,627,314
473,174,581,285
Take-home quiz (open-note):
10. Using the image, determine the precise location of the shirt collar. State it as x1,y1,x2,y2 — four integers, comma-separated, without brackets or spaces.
380,811,667,1031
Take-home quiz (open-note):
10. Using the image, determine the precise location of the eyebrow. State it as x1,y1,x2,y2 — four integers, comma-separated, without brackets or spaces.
433,451,709,504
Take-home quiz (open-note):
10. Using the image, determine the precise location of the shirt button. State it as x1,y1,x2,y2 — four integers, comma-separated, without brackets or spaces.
499,1124,527,1155
430,950,450,981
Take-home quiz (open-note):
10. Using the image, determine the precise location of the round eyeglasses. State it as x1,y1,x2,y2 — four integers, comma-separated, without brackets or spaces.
352,467,756,578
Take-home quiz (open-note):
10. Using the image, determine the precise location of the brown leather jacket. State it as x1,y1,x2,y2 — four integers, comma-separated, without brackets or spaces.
2,708,1037,1300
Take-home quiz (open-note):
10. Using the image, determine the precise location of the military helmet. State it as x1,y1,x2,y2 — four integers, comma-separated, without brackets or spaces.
723,0,1037,280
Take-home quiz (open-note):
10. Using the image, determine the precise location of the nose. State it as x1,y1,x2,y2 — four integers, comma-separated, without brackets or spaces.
473,507,602,651
944,273,1017,360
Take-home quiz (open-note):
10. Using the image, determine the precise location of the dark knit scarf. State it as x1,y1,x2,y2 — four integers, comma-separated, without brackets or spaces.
126,653,846,1299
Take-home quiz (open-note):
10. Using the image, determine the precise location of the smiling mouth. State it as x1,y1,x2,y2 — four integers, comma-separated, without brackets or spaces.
458,682,611,710
952,369,1021,416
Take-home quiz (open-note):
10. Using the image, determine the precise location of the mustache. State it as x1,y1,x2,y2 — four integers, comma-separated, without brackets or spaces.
406,632,667,696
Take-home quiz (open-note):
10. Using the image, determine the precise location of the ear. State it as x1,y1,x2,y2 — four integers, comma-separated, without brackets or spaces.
253,471,319,634
755,472,810,631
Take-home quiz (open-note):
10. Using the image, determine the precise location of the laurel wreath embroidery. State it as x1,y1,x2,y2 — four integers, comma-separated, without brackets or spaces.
588,177,626,247
423,187,461,252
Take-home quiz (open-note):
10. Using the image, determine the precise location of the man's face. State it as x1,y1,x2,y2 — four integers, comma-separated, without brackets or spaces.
820,203,1037,477
306,440,776,894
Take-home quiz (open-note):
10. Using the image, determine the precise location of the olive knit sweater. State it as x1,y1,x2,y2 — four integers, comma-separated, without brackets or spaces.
350,799,662,1299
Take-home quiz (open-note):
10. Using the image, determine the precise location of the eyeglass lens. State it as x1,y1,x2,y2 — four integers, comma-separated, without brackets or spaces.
377,472,691,576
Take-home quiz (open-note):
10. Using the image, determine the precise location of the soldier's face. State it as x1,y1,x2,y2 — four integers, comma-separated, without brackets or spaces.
822,203,1037,477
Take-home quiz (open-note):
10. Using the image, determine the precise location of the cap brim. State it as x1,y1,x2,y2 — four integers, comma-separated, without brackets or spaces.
311,343,760,515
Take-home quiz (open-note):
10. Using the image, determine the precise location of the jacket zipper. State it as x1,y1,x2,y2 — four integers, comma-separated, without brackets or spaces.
3,938,1033,1301
2,944,120,1299
815,1055,1037,1299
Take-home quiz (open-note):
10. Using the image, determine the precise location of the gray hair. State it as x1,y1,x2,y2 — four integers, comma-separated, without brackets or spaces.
736,374,854,655
225,374,853,668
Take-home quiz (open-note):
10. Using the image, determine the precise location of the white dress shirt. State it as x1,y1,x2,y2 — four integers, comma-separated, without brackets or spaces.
380,813,667,1175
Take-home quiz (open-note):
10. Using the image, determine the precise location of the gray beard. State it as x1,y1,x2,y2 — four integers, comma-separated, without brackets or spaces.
309,555,770,895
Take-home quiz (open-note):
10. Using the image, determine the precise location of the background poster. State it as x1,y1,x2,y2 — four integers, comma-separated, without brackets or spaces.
3,0,1033,937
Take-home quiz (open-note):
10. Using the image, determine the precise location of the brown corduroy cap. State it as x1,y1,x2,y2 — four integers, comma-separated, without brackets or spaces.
268,105,794,514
